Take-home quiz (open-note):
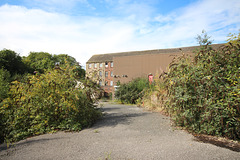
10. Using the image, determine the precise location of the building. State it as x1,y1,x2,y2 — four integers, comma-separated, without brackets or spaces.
86,44,222,96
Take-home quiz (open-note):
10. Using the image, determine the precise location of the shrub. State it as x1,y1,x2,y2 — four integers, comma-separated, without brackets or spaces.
0,68,11,143
115,78,150,104
142,72,168,110
164,38,240,140
0,64,101,143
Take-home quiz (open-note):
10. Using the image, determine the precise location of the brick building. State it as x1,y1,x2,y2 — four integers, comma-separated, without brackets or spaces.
86,44,222,96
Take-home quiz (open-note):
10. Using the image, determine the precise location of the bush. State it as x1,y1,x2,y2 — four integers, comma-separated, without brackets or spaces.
0,68,11,143
0,64,101,143
0,68,10,101
164,38,240,140
115,78,150,104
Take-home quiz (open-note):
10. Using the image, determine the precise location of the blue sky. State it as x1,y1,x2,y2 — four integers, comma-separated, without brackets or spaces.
0,0,239,66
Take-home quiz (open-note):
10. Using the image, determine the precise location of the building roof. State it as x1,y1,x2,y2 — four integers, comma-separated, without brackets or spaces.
86,44,223,63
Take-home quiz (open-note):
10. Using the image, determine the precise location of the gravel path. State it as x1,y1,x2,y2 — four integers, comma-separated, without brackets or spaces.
0,103,239,160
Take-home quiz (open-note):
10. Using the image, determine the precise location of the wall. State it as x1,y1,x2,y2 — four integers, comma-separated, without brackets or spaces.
113,52,193,84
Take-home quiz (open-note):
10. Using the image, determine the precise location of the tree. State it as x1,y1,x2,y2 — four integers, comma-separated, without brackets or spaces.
23,52,55,73
53,54,77,66
0,49,26,76
195,30,213,46
53,54,85,79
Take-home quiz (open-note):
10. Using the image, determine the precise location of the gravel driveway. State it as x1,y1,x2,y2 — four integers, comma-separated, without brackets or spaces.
0,103,239,160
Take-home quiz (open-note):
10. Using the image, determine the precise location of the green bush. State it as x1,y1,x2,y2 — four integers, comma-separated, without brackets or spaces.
115,78,150,104
0,64,101,143
0,68,10,101
164,37,240,140
0,68,11,143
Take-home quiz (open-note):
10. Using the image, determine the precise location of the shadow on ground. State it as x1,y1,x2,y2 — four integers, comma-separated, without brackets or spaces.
0,137,64,152
93,106,149,129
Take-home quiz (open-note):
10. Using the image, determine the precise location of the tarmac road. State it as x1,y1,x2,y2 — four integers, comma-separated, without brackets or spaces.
0,103,239,160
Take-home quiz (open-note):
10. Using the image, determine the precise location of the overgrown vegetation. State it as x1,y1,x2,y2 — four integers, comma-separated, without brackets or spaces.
115,78,150,104
0,50,100,143
144,32,240,140
0,64,101,142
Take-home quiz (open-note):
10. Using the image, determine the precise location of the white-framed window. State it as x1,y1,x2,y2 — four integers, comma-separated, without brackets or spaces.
99,63,103,68
99,71,102,77
99,81,102,86
105,62,108,68
110,81,113,86
110,62,113,67
105,71,108,77
88,63,92,69
111,71,113,77
94,63,97,68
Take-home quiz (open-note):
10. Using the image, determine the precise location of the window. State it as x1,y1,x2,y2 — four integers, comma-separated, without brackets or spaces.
110,81,113,86
94,63,97,68
105,62,108,68
105,71,108,77
99,63,103,68
111,71,113,77
105,81,108,86
99,81,102,86
110,62,113,67
99,71,102,77
88,63,92,69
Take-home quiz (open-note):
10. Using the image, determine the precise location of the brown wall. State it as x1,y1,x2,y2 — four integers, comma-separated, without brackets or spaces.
104,62,114,94
113,52,192,84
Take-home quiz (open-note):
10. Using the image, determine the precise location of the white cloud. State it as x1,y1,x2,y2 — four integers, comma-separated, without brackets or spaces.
142,0,240,48
0,0,239,66
0,4,136,66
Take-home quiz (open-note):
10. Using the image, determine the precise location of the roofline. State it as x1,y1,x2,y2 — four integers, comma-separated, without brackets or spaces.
86,43,224,63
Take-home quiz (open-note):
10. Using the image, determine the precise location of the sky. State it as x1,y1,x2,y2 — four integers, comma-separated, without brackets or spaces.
0,0,239,67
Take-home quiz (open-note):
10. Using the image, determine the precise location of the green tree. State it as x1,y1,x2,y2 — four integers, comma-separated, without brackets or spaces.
23,52,55,73
53,54,77,66
0,49,26,76
23,52,85,78
195,30,213,46
53,54,85,79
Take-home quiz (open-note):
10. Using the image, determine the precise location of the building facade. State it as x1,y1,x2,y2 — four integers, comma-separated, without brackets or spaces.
86,44,222,96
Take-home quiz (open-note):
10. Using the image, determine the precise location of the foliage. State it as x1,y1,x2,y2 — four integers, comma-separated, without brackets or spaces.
23,52,55,73
0,63,101,143
115,78,150,104
23,52,85,79
0,68,11,143
164,35,240,140
0,68,10,102
53,54,77,66
142,72,167,110
195,30,213,46
0,49,27,76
